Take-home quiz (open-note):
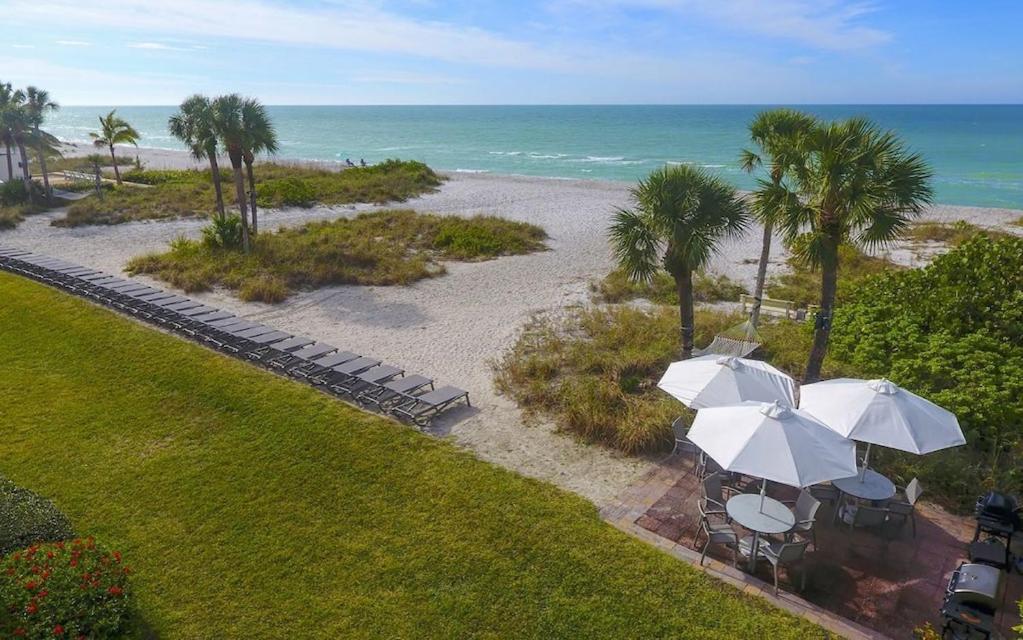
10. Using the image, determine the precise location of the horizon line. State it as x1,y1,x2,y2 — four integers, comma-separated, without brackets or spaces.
54,102,1023,108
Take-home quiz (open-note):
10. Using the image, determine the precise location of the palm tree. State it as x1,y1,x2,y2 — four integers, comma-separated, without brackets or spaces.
0,82,17,181
759,117,933,382
169,95,226,218
609,165,749,359
239,98,278,235
1,89,34,194
24,86,59,201
90,109,140,185
739,108,817,328
212,94,252,252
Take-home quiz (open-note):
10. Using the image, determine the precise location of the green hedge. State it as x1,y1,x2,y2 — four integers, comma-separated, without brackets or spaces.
0,478,74,556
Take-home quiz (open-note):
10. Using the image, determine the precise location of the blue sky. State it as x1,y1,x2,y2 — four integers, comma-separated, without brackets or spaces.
3,0,1022,105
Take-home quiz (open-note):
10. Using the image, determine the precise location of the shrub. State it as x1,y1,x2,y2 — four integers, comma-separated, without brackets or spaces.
593,268,747,305
0,181,30,206
0,538,132,639
432,216,548,260
906,220,1015,246
256,177,316,208
767,243,898,307
128,210,546,302
201,214,244,250
0,480,74,557
829,235,1023,509
494,306,740,452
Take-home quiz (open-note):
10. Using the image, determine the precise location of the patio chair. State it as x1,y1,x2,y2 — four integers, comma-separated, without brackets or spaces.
670,416,700,470
748,539,810,595
700,473,734,521
693,501,738,567
809,483,840,506
783,490,822,549
290,351,360,380
389,386,470,428
697,450,723,479
888,478,923,537
840,504,889,533
312,357,380,387
246,335,314,363
356,375,434,410
267,343,337,371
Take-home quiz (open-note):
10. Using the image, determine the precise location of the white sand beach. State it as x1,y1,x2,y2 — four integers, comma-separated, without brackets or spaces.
5,145,1022,505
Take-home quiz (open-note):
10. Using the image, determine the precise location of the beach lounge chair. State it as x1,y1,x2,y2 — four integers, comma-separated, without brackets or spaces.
290,351,359,379
312,357,380,387
329,364,403,397
246,335,314,362
356,374,433,410
389,385,470,427
267,343,337,371
177,311,236,335
222,327,289,354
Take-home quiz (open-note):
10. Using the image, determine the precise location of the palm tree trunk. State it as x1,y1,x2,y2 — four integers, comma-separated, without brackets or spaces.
208,154,226,219
17,142,31,194
245,159,258,235
804,239,839,382
749,221,773,329
230,159,251,253
3,142,13,181
675,267,696,359
35,127,51,202
108,144,122,184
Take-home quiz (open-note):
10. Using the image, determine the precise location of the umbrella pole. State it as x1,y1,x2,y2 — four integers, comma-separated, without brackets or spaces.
760,479,766,512
859,443,872,481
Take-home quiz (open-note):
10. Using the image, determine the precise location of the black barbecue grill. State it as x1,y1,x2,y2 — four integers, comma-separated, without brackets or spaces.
972,491,1020,567
940,562,1006,639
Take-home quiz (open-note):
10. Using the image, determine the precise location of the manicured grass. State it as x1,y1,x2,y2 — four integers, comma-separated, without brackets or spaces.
592,268,747,305
126,210,548,302
0,273,825,639
54,160,443,227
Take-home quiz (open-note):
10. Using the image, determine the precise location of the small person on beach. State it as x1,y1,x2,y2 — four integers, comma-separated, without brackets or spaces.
345,158,354,167
360,158,367,167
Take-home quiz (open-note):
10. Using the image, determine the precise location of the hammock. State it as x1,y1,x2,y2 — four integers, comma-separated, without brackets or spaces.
694,319,762,358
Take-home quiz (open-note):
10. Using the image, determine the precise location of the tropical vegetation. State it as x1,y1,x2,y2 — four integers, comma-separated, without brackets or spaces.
0,81,62,203
609,164,748,359
738,108,817,327
55,160,443,227
90,110,139,185
0,272,826,639
127,210,548,302
754,117,933,381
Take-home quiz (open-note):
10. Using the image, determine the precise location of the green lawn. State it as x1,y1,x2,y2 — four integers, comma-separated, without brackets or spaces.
0,273,825,639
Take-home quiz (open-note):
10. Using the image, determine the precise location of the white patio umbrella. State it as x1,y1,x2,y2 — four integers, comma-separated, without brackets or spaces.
799,378,966,479
657,354,797,410
687,401,858,508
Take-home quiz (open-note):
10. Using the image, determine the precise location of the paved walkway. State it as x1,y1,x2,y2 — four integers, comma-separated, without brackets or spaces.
600,456,1023,639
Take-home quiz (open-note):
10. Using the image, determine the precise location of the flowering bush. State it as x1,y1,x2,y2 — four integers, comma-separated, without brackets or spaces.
0,538,132,639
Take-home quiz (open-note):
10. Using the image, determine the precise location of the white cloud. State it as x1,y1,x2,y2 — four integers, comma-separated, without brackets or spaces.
127,42,189,51
558,0,891,51
55,40,92,46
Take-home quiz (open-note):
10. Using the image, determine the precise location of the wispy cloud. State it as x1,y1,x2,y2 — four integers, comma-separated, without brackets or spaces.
55,40,92,46
557,0,891,51
126,42,202,51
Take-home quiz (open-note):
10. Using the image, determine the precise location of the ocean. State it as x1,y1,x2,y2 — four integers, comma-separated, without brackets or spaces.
46,105,1023,209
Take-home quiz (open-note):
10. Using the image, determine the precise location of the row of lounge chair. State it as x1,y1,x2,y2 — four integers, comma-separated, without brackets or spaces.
0,246,470,428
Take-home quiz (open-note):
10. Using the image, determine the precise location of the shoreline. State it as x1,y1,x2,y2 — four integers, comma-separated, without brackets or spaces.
56,141,1023,214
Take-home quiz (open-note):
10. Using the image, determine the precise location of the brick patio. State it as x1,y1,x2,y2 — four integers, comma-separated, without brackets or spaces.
602,455,1022,639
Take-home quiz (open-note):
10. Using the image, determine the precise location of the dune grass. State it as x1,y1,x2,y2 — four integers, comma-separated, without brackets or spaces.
592,268,747,305
126,210,548,302
0,272,826,639
766,244,898,308
55,160,443,227
906,219,1016,246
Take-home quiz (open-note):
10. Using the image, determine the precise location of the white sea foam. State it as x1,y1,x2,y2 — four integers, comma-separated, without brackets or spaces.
454,168,490,173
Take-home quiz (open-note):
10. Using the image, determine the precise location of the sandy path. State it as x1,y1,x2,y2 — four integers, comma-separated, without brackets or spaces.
5,147,1022,505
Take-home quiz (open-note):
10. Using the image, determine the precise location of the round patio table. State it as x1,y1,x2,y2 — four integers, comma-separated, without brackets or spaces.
726,494,795,572
831,468,896,523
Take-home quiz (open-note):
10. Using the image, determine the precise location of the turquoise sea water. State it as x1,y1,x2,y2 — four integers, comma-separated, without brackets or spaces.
47,105,1023,208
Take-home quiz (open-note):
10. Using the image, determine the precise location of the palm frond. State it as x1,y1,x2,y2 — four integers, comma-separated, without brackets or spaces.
608,207,661,283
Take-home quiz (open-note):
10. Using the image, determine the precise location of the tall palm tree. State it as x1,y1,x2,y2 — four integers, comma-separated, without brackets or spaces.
0,82,17,181
24,86,59,201
1,89,34,194
759,117,933,382
739,108,817,328
239,98,278,235
609,165,749,359
213,94,252,252
169,95,226,218
90,109,140,185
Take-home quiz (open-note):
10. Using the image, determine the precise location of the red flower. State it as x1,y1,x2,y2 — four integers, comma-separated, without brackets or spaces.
108,585,123,596
69,559,78,568
38,589,49,598
24,580,38,591
53,624,64,636
13,628,26,637
55,542,65,550
113,551,122,563
26,602,37,615
6,568,14,576
46,551,55,559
